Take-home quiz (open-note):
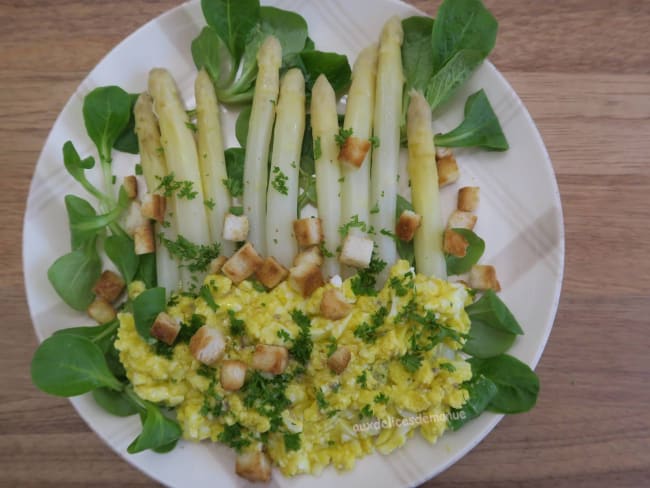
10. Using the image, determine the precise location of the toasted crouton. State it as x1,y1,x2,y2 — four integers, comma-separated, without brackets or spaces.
222,243,264,284
293,218,323,247
189,326,226,365
252,344,288,375
288,264,324,297
223,213,249,242
134,222,155,255
87,298,116,324
436,146,453,159
150,312,180,345
208,255,228,274
123,175,138,199
339,234,374,268
339,136,371,168
327,346,351,374
256,257,289,289
443,229,469,258
320,289,352,320
396,210,422,242
125,201,146,236
236,451,271,482
436,155,459,187
469,265,501,291
447,210,477,230
458,186,480,212
293,246,323,268
92,270,125,303
220,360,247,391
141,193,166,223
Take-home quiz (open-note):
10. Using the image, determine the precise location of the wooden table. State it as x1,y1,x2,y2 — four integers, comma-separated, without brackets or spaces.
2,0,649,486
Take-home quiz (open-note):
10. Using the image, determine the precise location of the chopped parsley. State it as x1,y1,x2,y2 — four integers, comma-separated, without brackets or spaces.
315,388,329,410
197,364,215,378
360,404,374,418
134,163,143,175
283,432,301,451
186,108,197,118
218,422,251,452
229,205,244,216
200,378,224,418
440,362,457,372
185,121,198,133
319,242,335,258
356,371,368,388
159,234,220,272
177,314,206,343
152,340,174,359
335,127,353,146
339,214,368,237
380,228,397,240
156,173,198,200
374,393,390,404
199,285,219,311
389,273,414,297
242,371,291,431
350,253,387,296
228,309,245,336
277,329,291,342
204,198,215,210
250,280,267,292
369,135,380,148
271,166,289,195
289,309,313,365
400,351,423,372
354,306,389,343
370,202,380,214
313,136,322,160
325,336,338,357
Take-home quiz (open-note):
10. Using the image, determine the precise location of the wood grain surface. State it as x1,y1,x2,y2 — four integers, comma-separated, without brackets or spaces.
1,0,649,486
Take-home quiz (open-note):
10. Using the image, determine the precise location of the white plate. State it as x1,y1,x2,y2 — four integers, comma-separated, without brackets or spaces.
23,0,564,486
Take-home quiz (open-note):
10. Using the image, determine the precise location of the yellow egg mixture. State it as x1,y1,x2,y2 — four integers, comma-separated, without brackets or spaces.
115,260,472,476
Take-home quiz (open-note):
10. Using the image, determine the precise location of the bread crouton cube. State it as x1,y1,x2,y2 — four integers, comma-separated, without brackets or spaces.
87,298,116,324
220,360,247,391
436,146,453,159
437,155,459,187
320,289,352,320
92,270,125,303
469,265,501,291
339,136,371,168
293,218,323,247
288,264,324,297
327,346,351,374
223,213,249,242
222,243,264,284
293,246,323,268
125,201,145,236
396,210,421,242
458,186,480,212
236,451,271,482
134,222,155,255
339,234,374,268
150,312,180,345
208,255,227,274
189,325,226,365
141,193,166,223
447,210,477,230
256,256,289,289
443,229,469,258
123,175,138,199
252,344,288,375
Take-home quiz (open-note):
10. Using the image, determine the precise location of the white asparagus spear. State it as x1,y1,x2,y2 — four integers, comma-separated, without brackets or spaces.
407,91,446,278
311,75,342,278
148,68,211,286
133,92,180,293
369,17,404,283
339,44,378,277
265,69,306,267
195,69,234,257
242,36,282,255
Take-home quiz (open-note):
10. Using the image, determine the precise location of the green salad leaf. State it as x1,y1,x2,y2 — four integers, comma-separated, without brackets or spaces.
445,227,485,275
132,287,167,343
435,89,508,150
448,374,498,430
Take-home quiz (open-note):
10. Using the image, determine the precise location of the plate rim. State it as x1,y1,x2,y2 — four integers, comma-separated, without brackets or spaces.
22,0,565,486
